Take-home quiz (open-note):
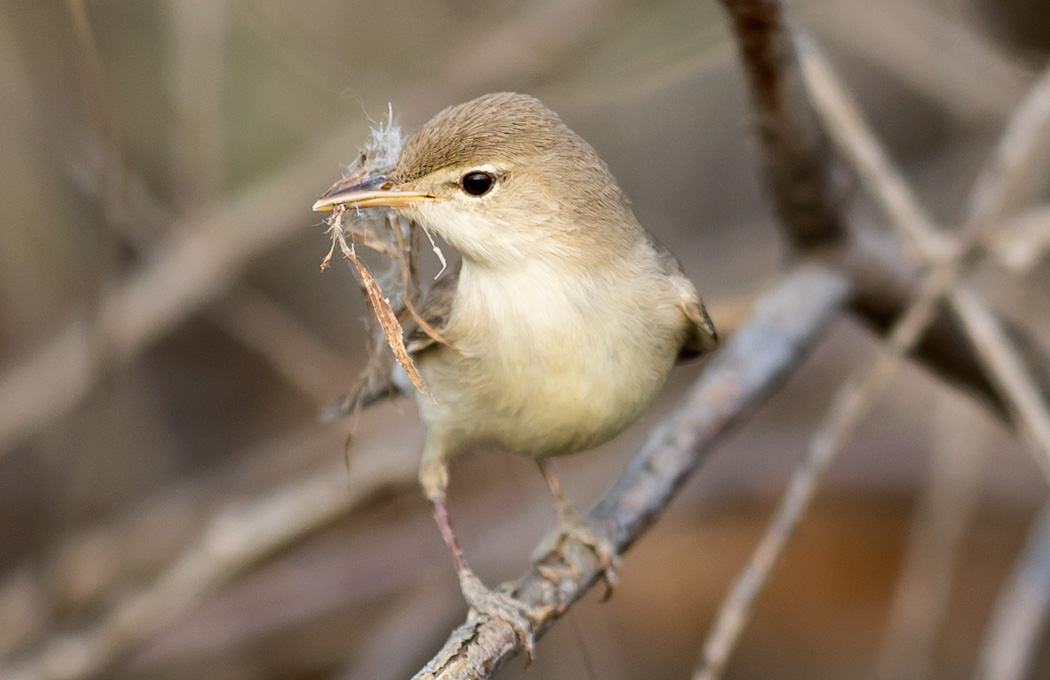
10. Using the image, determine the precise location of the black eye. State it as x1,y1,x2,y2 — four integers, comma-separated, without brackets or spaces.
460,171,495,196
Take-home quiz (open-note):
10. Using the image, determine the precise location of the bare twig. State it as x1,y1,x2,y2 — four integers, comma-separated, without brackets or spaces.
721,0,1050,425
693,261,956,680
845,228,1050,415
410,265,851,680
721,0,846,252
804,0,1033,124
989,204,1050,273
963,61,1050,230
972,500,1050,680
797,34,955,259
694,5,1050,678
874,395,987,680
951,286,1050,476
801,37,1050,475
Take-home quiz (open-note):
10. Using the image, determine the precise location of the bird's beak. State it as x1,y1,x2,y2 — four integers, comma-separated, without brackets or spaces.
312,174,435,212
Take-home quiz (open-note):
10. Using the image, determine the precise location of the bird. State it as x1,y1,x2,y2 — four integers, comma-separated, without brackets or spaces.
313,92,717,655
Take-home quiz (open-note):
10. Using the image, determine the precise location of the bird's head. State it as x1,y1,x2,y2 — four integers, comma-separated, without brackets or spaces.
314,93,639,268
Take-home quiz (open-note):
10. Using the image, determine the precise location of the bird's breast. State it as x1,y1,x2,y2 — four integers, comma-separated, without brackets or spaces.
415,258,684,458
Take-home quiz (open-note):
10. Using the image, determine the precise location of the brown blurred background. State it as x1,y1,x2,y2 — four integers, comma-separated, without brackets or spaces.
1,1,1050,679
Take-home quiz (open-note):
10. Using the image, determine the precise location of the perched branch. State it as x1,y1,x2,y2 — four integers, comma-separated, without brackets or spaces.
411,265,851,680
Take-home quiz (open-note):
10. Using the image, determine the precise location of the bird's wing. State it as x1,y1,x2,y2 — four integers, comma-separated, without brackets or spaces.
404,257,461,355
646,232,718,360
320,258,459,421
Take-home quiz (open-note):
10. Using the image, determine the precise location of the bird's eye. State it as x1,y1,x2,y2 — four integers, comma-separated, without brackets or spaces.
460,171,495,197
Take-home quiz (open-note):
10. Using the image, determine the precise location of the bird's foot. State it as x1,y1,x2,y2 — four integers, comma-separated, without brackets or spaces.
536,506,621,599
458,568,537,660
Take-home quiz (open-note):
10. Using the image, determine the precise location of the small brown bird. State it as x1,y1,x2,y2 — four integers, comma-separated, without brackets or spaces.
314,92,716,653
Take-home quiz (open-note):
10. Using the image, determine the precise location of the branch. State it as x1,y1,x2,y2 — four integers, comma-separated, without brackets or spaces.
950,286,1050,476
721,0,846,251
972,500,1050,680
693,255,960,679
873,395,985,680
410,265,851,680
722,0,1050,420
989,204,1050,273
846,230,1050,418
694,2,1050,677
801,33,1050,473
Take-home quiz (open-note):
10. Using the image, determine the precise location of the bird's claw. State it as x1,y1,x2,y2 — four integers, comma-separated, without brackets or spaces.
535,507,621,600
458,569,537,661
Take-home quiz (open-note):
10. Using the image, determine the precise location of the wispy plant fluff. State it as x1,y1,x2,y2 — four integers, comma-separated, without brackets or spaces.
320,107,445,417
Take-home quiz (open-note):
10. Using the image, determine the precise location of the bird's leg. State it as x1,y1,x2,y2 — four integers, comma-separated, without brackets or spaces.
420,444,537,658
535,459,621,598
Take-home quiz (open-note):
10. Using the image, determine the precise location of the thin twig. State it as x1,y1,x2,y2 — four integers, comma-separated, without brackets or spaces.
972,500,1050,680
801,36,1050,475
694,6,1050,679
963,61,1050,230
951,286,1050,477
797,34,955,259
410,265,851,680
693,263,954,680
804,0,1033,124
988,204,1050,273
874,395,987,680
720,0,846,252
